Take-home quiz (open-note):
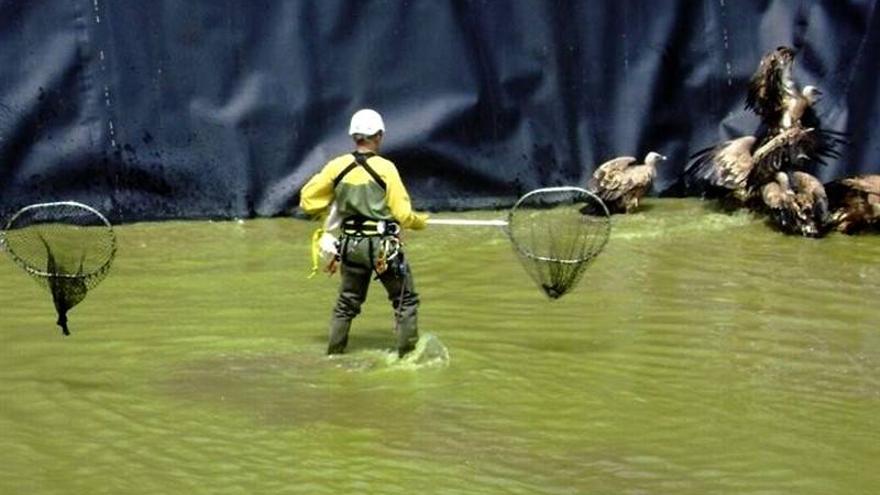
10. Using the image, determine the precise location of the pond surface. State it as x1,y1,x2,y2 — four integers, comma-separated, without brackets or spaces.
1,198,878,494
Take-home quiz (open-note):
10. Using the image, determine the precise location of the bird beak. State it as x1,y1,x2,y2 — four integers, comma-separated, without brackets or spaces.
660,155,668,161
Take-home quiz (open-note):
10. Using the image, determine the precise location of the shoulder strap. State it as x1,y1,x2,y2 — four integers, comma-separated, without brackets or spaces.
354,153,386,191
332,161,359,189
332,152,386,191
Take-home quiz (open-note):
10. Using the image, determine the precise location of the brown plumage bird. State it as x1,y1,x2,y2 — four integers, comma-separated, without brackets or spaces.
761,171,798,230
760,171,828,237
782,85,822,130
825,174,880,233
748,47,821,131
789,170,829,237
745,46,845,167
686,127,817,202
746,46,796,129
687,136,757,202
589,152,666,213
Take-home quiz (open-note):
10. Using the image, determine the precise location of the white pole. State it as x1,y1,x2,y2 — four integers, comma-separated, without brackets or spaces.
427,218,507,227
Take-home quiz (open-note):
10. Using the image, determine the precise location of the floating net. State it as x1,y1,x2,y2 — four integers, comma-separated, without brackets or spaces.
504,187,611,299
1,201,116,335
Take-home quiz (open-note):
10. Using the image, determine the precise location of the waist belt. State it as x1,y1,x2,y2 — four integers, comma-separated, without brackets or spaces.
341,216,400,237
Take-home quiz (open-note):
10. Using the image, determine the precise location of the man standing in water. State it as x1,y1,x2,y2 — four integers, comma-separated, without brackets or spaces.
300,109,428,357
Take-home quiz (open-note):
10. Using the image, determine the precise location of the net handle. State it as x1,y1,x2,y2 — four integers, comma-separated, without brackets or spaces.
427,219,508,227
427,187,610,228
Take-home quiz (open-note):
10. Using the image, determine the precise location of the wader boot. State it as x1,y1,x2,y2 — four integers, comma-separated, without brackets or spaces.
326,253,370,355
326,235,420,356
377,263,419,357
327,319,350,355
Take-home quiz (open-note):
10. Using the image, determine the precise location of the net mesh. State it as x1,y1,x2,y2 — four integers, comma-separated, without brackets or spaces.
1,202,116,335
505,187,610,299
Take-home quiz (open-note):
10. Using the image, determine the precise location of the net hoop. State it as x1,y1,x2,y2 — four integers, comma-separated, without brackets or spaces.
1,201,117,279
505,186,611,264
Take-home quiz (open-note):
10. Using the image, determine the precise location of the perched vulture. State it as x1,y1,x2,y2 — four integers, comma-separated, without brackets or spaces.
782,85,822,130
779,84,846,165
825,174,880,233
589,152,666,213
789,170,830,236
761,171,798,230
760,171,828,237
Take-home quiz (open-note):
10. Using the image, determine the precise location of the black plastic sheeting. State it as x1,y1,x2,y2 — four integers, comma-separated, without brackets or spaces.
1,1,879,222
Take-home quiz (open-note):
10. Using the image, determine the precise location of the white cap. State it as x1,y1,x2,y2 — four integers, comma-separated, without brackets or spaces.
349,108,385,136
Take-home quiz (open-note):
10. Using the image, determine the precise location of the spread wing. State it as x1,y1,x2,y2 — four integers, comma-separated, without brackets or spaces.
685,137,756,192
748,126,817,188
746,47,794,127
842,175,880,195
799,103,847,166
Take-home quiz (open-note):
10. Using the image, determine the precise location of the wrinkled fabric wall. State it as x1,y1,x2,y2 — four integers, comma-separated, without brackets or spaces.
1,0,878,221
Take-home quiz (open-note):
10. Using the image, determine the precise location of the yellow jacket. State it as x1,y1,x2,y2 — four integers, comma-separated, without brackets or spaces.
300,153,428,230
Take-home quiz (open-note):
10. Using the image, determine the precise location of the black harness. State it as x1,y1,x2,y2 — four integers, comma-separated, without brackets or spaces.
332,151,400,273
333,151,386,191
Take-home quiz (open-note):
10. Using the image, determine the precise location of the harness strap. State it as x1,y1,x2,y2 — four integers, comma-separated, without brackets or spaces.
340,235,351,267
332,162,358,189
332,151,386,191
341,216,400,237
367,237,375,274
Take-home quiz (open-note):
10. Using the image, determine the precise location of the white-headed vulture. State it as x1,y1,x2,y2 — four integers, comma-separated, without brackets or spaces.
589,152,666,214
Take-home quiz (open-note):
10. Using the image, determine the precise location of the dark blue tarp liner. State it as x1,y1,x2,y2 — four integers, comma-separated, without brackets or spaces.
1,0,879,222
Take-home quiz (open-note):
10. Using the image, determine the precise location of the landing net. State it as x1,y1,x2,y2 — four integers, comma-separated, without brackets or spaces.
505,187,610,299
1,201,116,335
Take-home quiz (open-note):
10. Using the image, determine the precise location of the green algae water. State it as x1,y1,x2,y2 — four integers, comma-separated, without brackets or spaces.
1,198,879,494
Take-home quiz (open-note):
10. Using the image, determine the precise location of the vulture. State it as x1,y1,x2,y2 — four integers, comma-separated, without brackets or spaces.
782,85,822,130
744,46,844,169
778,82,846,167
746,46,796,129
760,171,829,237
589,152,666,214
685,126,816,202
687,136,757,202
761,171,798,230
687,45,845,221
825,174,880,233
746,48,823,131
789,170,830,237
